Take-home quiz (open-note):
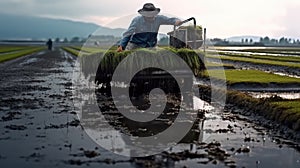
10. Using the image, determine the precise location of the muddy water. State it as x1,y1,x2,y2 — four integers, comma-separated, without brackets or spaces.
0,48,300,167
248,92,300,99
211,47,300,57
0,49,132,167
177,108,300,167
272,72,300,79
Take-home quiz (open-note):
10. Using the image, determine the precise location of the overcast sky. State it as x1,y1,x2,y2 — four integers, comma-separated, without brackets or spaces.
1,0,300,39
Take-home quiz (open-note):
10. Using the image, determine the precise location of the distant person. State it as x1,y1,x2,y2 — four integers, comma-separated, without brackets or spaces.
46,39,53,50
117,3,182,52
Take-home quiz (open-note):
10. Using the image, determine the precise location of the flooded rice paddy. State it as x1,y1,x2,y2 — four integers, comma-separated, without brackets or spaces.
0,47,299,167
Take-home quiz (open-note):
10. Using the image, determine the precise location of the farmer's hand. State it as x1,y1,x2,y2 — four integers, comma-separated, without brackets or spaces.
117,46,123,52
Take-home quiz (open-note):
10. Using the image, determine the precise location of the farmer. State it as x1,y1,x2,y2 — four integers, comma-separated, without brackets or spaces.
117,3,182,52
46,39,53,50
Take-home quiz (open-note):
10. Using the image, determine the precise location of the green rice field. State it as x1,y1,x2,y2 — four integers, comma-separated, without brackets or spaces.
207,54,300,68
0,46,45,63
204,69,300,84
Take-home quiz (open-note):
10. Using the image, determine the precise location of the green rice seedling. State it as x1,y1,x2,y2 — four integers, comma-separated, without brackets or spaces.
203,69,300,85
0,46,32,53
0,47,45,63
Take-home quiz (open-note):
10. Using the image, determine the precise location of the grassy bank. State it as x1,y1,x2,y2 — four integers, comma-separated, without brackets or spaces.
198,85,300,131
0,47,45,63
270,100,300,130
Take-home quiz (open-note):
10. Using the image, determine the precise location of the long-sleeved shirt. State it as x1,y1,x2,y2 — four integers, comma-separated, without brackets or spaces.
119,15,178,49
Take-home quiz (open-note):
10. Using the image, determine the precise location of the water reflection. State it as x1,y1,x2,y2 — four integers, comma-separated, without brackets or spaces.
79,87,207,159
73,66,300,167
248,91,300,99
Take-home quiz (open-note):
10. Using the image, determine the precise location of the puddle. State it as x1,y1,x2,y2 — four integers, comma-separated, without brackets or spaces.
272,72,300,79
19,58,38,66
211,47,300,57
248,92,300,99
218,50,300,57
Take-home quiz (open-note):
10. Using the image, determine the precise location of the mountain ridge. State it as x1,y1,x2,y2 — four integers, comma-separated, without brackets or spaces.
0,13,125,40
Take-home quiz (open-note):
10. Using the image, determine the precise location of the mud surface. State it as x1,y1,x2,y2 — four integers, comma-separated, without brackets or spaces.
0,48,300,167
0,49,130,167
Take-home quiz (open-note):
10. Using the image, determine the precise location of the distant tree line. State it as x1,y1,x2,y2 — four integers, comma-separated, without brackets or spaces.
241,36,300,46
258,36,300,45
53,35,121,43
53,37,85,43
210,38,229,46
52,35,300,47
210,36,300,46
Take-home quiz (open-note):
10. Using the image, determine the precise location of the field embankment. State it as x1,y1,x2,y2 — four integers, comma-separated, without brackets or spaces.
199,85,300,132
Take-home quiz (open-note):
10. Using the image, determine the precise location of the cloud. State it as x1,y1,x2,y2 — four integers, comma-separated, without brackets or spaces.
0,0,144,18
275,2,300,38
0,0,299,38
